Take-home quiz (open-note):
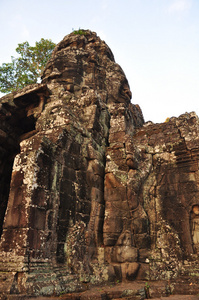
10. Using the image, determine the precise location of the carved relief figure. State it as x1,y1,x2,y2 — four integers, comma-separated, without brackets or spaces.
191,205,199,252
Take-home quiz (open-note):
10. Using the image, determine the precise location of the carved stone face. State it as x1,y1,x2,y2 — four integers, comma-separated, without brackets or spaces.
42,32,132,105
104,61,132,104
192,205,199,215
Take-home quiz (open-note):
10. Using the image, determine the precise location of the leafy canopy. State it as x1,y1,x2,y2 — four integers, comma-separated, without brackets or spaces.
0,38,56,94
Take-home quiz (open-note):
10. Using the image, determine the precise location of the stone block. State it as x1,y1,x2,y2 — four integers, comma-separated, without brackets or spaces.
63,152,79,169
90,187,104,203
63,166,76,182
28,228,42,250
0,228,28,255
103,216,123,235
76,199,91,215
104,186,127,202
131,217,149,234
57,218,70,241
136,263,150,280
59,195,75,219
76,183,88,199
69,141,81,155
111,246,138,263
139,248,151,263
106,148,126,161
107,264,117,282
105,173,124,189
86,172,103,190
105,201,129,218
76,213,90,224
114,159,129,171
121,262,140,280
36,152,52,188
113,264,122,281
87,159,104,177
29,207,46,230
87,143,104,160
32,187,47,207
60,179,75,197
109,131,126,143
134,233,151,249
5,189,27,228
10,170,24,188
103,233,120,247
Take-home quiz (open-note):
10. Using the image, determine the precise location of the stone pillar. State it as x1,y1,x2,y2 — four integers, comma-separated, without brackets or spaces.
0,121,20,239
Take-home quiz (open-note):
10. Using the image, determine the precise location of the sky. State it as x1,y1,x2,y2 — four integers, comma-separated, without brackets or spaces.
0,0,198,123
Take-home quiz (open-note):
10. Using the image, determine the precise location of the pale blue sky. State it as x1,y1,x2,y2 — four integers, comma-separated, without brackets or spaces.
0,0,198,123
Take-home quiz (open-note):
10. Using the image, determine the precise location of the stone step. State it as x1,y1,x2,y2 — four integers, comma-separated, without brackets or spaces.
170,274,199,296
2,279,199,299
25,270,85,296
171,282,199,296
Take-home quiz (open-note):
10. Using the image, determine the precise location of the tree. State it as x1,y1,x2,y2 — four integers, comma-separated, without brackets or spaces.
0,38,56,94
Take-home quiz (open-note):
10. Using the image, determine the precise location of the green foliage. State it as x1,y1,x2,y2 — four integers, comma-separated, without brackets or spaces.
72,28,86,35
145,282,150,298
0,38,56,94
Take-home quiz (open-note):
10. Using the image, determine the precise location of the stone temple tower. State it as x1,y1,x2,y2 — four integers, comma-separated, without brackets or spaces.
0,30,199,296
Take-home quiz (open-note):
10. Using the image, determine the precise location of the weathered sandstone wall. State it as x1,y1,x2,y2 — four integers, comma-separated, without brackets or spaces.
0,30,199,296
